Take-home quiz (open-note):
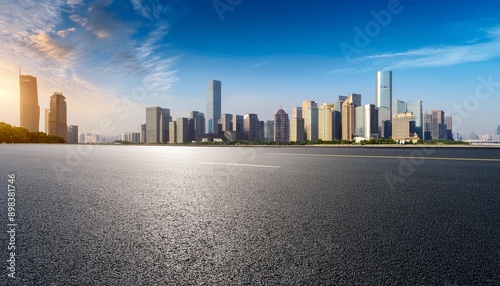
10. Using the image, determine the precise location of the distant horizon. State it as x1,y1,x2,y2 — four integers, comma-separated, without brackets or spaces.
1,0,499,135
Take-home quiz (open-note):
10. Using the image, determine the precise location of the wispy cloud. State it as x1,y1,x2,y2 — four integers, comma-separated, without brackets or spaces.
252,60,271,68
355,26,500,70
131,0,168,19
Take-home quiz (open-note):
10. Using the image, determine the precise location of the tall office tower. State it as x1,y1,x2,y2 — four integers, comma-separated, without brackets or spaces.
78,132,85,144
146,107,162,143
392,112,416,141
139,124,146,143
274,108,289,142
332,110,342,140
445,116,453,140
232,114,244,140
378,107,391,138
206,80,221,134
423,111,433,140
318,103,335,141
264,120,274,142
221,113,233,132
292,107,302,119
190,111,205,142
48,92,67,141
342,94,357,140
160,108,171,143
392,99,406,115
406,100,423,139
302,100,317,139
169,121,177,143
364,104,379,139
376,71,392,111
259,121,265,141
290,117,305,142
243,113,259,141
19,73,40,132
67,125,78,144
335,96,348,112
306,105,318,141
44,108,50,133
176,117,189,143
355,106,365,137
431,110,446,139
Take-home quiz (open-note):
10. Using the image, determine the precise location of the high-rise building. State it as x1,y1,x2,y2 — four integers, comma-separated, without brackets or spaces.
342,94,358,140
78,132,85,144
206,80,221,134
44,108,50,133
48,92,67,141
445,116,453,140
169,121,177,143
190,111,205,142
160,108,171,143
67,125,78,144
406,100,423,139
146,107,162,143
423,111,432,140
376,71,392,113
221,113,232,132
306,105,318,141
378,107,391,138
139,124,146,143
318,103,335,141
274,108,289,142
292,107,302,119
302,100,317,139
355,105,365,138
232,114,244,141
497,125,500,136
392,99,406,115
364,104,379,139
392,112,416,141
19,73,40,132
243,113,259,141
264,120,274,142
431,110,446,139
289,117,305,142
259,121,265,141
176,117,189,143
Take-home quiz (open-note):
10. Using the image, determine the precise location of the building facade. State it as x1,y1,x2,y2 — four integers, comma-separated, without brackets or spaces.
302,100,317,140
342,95,357,140
406,100,423,139
48,92,67,141
243,113,260,141
206,80,221,134
67,125,78,144
318,103,335,141
274,109,289,142
392,112,416,141
290,117,305,142
19,73,40,132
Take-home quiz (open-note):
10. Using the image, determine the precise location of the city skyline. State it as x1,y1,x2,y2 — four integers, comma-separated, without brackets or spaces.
1,1,499,135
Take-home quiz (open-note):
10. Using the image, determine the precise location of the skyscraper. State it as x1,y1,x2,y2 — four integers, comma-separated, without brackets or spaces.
243,113,259,141
160,108,171,143
274,108,289,142
355,105,365,138
206,80,221,134
406,100,423,139
232,114,244,140
264,120,274,142
376,71,392,133
392,112,416,142
431,110,446,139
342,94,357,140
289,117,305,142
445,116,453,140
139,124,146,143
146,107,162,143
302,100,317,139
176,117,189,143
19,73,40,132
306,105,318,141
220,113,232,132
292,107,302,119
67,125,78,144
364,104,379,139
48,92,67,141
190,111,205,142
318,103,335,141
44,108,50,133
424,111,433,140
392,99,406,115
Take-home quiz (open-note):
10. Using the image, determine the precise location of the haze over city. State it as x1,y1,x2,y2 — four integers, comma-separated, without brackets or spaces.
1,0,499,135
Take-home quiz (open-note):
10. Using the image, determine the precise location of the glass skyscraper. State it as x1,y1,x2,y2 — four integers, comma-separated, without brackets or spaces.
376,71,392,119
406,100,423,139
19,73,40,132
206,80,221,134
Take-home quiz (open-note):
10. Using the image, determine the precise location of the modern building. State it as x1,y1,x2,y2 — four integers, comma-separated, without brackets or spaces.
292,107,302,119
48,92,67,141
206,80,221,134
423,111,433,140
378,107,391,138
146,107,161,143
44,108,50,133
259,121,265,141
376,71,392,115
342,94,357,140
19,73,40,132
168,121,177,143
290,117,305,142
160,108,171,143
190,111,205,142
232,114,244,140
392,99,406,115
176,117,189,143
406,100,423,139
220,113,232,132
139,124,146,143
243,113,260,141
67,125,78,144
335,96,347,112
264,120,274,142
392,112,417,142
318,103,335,141
364,104,379,139
78,132,85,144
274,108,289,142
302,100,317,139
355,105,365,138
431,110,446,139
445,116,453,140
306,105,318,141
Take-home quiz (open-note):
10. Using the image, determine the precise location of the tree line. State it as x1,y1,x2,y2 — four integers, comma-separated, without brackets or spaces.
0,122,66,143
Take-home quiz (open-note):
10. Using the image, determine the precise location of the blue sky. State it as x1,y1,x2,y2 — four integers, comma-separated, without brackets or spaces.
1,0,499,135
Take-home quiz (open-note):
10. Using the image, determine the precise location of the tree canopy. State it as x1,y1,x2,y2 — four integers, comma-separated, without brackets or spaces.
0,122,66,143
